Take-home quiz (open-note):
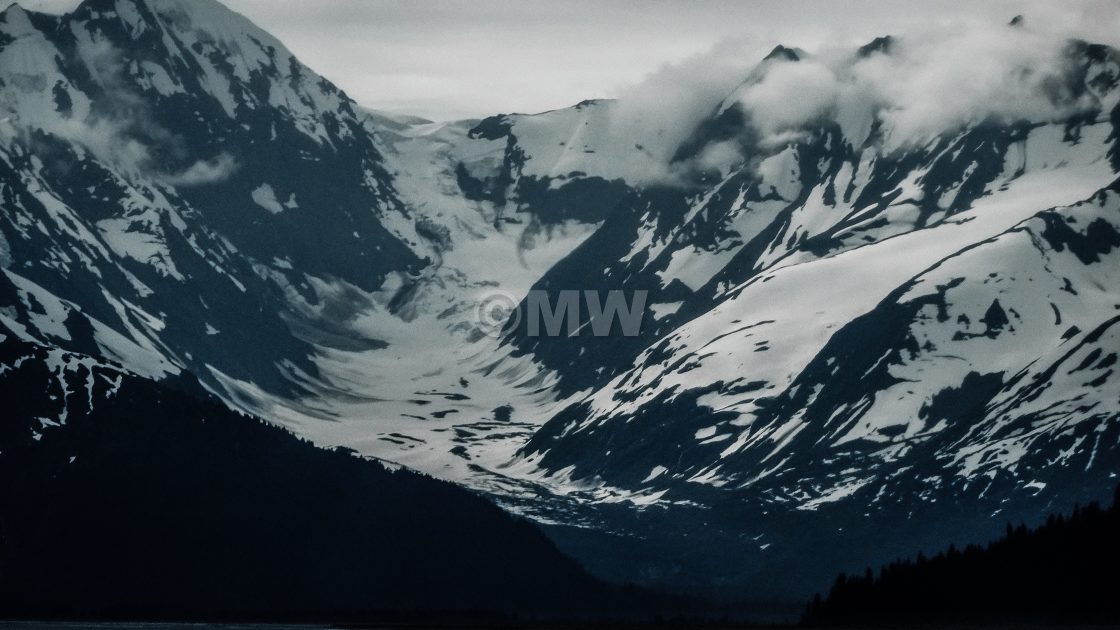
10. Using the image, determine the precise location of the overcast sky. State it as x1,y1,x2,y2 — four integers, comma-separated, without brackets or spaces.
20,0,1120,121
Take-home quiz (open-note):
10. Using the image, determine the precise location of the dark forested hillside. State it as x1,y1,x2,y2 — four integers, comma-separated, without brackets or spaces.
0,336,666,622
803,485,1120,626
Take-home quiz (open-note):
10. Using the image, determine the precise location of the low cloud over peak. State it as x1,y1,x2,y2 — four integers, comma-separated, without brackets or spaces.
598,3,1120,184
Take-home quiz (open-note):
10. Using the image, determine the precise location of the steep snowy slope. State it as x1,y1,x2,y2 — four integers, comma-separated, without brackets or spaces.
523,180,1120,499
500,39,1120,396
446,35,1120,597
0,0,423,398
368,35,1120,502
505,180,1120,602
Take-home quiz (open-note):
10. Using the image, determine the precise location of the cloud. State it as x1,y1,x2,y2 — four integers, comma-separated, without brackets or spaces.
24,36,238,188
693,140,745,178
160,153,239,187
594,37,770,183
606,38,767,164
603,1,1119,185
736,59,845,141
835,19,1104,146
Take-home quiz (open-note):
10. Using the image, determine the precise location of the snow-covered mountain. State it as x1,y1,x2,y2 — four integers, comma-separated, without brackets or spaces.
2,0,1118,604
0,0,423,396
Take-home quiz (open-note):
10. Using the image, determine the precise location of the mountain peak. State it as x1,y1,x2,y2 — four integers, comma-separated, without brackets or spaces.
68,0,165,38
70,0,281,47
857,35,894,58
2,1,26,14
71,0,152,17
1,2,32,28
763,44,800,62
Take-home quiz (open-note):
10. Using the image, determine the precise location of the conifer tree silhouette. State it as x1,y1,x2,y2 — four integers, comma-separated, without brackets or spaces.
802,484,1120,626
